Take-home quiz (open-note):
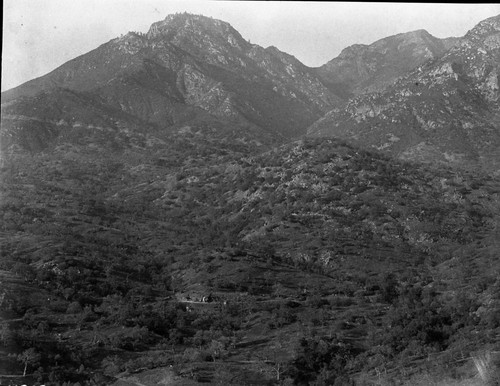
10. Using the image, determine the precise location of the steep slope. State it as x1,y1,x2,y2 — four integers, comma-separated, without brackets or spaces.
1,136,499,384
309,14,500,172
314,30,459,98
1,13,343,153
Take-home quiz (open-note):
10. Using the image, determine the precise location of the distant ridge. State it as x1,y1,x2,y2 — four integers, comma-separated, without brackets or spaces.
309,14,500,172
314,29,460,98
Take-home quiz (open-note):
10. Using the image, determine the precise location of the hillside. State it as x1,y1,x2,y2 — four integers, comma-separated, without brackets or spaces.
2,11,500,386
1,133,500,384
308,15,500,172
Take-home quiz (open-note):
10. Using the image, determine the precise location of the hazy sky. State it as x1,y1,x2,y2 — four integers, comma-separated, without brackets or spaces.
2,1,500,91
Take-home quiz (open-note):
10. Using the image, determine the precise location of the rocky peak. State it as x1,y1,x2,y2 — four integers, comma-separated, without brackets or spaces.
316,29,454,97
465,14,500,41
308,15,500,172
146,13,249,51
369,29,446,59
1,12,346,152
433,14,500,103
143,13,253,71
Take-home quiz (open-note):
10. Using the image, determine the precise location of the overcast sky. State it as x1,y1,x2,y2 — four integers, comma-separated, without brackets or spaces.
2,1,500,91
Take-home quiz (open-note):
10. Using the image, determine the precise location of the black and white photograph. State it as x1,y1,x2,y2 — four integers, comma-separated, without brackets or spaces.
1,1,500,385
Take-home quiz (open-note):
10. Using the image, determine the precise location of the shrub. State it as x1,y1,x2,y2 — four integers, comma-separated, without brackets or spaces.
66,301,83,314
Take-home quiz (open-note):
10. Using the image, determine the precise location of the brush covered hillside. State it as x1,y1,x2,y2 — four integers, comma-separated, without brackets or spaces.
1,129,500,384
309,15,500,172
2,10,500,386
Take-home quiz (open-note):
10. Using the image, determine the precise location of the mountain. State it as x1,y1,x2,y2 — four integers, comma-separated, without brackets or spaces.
314,30,459,99
2,11,500,386
309,14,500,172
1,13,343,153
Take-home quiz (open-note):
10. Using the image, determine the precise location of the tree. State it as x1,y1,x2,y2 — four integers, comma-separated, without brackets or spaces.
0,323,13,345
290,336,356,384
380,272,399,303
256,340,290,382
66,301,83,314
17,348,41,376
12,262,36,282
208,339,228,361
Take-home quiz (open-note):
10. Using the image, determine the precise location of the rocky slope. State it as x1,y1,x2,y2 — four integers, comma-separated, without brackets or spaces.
1,13,343,153
314,29,459,99
309,14,500,172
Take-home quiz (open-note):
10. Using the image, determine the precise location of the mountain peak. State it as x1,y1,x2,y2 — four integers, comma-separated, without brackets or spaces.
466,13,500,38
459,14,500,46
309,14,500,172
146,13,244,45
406,28,432,36
143,12,251,64
3,11,499,171
373,29,438,49
316,29,453,97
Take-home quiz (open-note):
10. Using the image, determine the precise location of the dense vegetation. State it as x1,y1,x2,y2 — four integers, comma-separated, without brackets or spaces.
1,131,500,385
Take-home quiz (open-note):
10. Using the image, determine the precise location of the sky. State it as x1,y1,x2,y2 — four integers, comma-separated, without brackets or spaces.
2,1,500,91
